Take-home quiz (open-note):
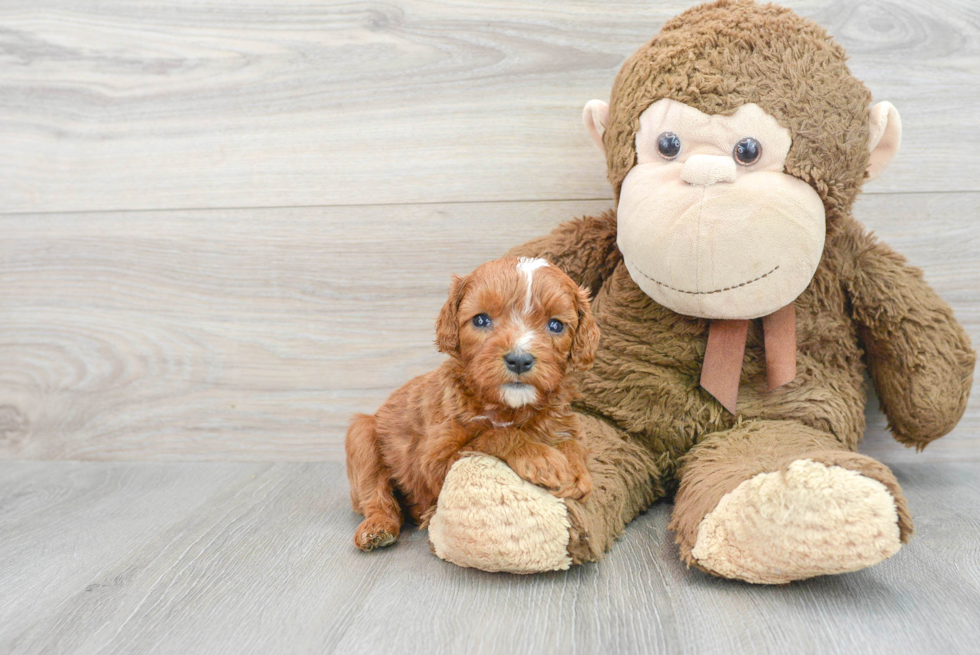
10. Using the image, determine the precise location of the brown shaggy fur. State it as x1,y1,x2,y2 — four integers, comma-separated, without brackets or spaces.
505,0,975,569
345,257,600,551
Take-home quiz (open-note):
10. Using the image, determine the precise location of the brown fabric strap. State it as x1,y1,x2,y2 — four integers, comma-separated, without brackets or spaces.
700,319,749,415
763,303,797,391
700,305,798,414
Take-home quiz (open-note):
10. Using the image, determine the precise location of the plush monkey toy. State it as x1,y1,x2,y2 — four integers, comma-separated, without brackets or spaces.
425,0,975,582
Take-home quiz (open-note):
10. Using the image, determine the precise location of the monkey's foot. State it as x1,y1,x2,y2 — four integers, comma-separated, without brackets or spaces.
427,455,573,573
690,459,903,584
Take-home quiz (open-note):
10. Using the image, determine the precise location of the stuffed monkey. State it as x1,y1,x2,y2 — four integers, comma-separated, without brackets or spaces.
425,0,975,582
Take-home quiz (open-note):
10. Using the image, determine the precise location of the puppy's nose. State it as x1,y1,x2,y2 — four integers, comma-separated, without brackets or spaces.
504,352,535,375
680,154,737,186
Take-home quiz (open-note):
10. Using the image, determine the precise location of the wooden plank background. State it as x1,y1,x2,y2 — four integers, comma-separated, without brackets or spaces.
1,0,978,462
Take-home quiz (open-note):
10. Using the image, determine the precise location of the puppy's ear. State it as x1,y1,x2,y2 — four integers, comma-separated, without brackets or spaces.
570,285,600,370
435,274,468,356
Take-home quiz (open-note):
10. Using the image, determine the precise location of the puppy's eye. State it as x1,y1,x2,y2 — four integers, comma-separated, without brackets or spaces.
472,313,492,329
547,318,565,334
656,132,681,160
733,137,762,165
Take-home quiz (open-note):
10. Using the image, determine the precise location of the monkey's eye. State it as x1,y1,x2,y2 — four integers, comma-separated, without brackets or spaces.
472,313,492,329
733,137,762,165
547,318,565,334
656,132,681,160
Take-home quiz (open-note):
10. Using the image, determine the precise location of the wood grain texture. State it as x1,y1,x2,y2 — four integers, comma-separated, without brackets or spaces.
1,0,978,214
0,199,598,460
1,460,978,654
1,193,977,462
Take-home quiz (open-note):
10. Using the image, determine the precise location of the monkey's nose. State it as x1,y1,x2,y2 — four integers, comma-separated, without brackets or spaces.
504,352,535,375
680,154,737,186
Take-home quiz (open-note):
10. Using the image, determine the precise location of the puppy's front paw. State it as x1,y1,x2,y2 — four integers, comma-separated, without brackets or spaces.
354,517,400,552
553,440,593,501
557,468,593,501
506,445,570,493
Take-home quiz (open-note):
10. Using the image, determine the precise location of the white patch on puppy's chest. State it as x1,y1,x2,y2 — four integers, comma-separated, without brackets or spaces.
516,257,549,314
501,383,538,408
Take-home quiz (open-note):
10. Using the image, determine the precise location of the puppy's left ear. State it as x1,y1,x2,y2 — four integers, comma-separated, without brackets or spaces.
570,286,600,370
435,274,467,356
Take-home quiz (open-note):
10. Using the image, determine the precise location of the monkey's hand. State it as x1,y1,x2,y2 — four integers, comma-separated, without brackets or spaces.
844,224,975,449
506,210,619,298
427,454,575,573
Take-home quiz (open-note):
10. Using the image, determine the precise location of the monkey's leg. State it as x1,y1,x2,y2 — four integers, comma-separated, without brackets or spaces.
345,414,403,551
427,415,664,573
670,420,913,584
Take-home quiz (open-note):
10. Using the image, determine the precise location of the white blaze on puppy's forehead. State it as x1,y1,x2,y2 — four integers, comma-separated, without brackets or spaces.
516,257,549,314
516,257,549,274
514,330,535,352
507,315,536,354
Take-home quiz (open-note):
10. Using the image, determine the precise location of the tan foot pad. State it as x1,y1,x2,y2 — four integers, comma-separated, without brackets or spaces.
428,454,572,574
692,459,902,584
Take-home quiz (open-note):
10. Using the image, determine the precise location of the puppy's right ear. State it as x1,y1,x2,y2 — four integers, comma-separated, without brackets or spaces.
570,285,601,370
435,274,467,356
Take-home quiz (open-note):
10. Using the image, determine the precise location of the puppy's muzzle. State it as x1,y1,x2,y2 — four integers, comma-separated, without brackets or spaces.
504,352,535,375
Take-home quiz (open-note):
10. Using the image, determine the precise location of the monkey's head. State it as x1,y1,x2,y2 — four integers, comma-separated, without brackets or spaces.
584,0,901,320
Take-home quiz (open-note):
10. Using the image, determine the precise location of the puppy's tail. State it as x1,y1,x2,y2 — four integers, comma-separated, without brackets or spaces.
345,413,379,513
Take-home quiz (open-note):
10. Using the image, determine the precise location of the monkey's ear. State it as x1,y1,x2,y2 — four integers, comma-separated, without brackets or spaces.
435,274,467,356
582,100,610,154
570,286,601,371
867,101,902,182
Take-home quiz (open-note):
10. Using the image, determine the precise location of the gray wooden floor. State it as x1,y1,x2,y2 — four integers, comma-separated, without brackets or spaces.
2,0,980,653
1,460,978,655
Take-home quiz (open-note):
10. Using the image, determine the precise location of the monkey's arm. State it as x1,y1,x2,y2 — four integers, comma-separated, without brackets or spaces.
840,222,975,449
506,209,620,297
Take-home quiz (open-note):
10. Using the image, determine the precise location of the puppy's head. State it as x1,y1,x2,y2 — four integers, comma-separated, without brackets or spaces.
435,257,600,409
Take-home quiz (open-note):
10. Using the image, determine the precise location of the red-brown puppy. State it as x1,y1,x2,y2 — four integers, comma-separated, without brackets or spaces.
345,257,600,551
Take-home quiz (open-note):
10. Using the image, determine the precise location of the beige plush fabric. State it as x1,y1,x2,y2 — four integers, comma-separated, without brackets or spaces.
866,101,902,181
691,459,902,584
428,455,573,573
583,99,610,148
617,98,826,320
678,154,737,186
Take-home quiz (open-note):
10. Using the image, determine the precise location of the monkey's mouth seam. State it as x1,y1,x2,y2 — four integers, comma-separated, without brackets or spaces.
627,261,779,295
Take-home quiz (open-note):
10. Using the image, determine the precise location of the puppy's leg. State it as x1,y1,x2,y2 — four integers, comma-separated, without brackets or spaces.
554,439,593,501
477,433,570,493
345,414,403,551
505,441,571,493
345,414,372,513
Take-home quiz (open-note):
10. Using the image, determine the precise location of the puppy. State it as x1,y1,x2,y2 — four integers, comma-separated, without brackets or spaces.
345,256,601,551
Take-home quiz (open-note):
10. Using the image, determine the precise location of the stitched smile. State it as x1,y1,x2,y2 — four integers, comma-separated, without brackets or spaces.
627,261,779,296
